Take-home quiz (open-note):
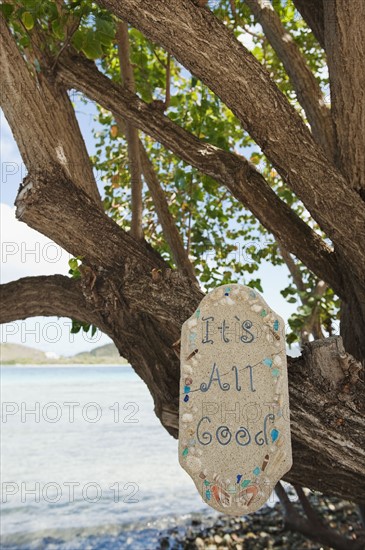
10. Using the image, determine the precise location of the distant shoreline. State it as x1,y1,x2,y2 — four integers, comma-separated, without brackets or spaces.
0,342,129,366
0,362,131,367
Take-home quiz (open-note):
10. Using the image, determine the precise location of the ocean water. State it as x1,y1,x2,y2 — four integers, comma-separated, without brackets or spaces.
0,365,217,549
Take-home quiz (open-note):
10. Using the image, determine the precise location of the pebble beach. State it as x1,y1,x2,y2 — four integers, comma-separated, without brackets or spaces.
158,495,364,550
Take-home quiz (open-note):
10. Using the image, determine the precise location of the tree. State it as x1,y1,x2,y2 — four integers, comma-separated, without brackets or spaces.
1,0,364,507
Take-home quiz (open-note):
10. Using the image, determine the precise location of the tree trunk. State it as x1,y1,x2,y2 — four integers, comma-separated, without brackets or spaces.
2,168,364,503
322,1,365,362
1,1,365,508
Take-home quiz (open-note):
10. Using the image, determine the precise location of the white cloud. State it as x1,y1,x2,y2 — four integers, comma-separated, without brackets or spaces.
0,115,22,162
236,24,261,51
0,112,113,356
1,111,28,206
0,203,70,283
0,205,113,355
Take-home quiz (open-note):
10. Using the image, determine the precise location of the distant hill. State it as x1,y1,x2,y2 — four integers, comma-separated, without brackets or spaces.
0,342,128,365
0,343,48,364
73,343,128,363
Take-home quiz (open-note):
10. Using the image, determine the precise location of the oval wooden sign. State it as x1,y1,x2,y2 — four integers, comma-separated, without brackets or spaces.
179,284,292,515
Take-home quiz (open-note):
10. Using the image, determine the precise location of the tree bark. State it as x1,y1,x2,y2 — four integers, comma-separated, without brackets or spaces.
138,143,198,282
0,275,104,328
2,272,365,503
323,0,365,196
8,168,364,502
293,0,325,49
2,0,365,507
116,22,144,240
98,0,365,290
245,0,334,158
321,1,365,360
57,54,343,298
0,14,101,204
15,170,164,271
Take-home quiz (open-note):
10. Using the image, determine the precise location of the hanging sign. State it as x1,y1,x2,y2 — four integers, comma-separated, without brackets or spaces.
179,284,292,515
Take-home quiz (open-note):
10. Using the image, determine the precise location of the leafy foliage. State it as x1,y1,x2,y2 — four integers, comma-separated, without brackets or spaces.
68,257,97,336
6,0,340,346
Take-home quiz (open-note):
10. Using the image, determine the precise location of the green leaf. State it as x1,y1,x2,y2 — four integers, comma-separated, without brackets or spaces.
71,321,82,334
68,258,79,270
95,16,115,46
19,35,30,48
286,332,299,345
21,11,34,30
0,3,14,19
81,29,103,60
51,19,65,40
72,29,84,51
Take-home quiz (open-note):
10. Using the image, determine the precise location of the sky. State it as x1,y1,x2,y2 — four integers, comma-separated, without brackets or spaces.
0,32,300,357
0,99,113,356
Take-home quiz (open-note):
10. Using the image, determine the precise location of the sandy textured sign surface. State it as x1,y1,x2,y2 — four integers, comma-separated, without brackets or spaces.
179,284,292,515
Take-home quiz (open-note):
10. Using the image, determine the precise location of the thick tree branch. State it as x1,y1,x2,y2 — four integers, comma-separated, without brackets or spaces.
116,22,144,239
323,0,365,195
5,168,365,501
276,482,364,549
97,0,365,287
275,481,298,522
294,485,322,527
0,14,101,204
285,337,365,503
293,0,325,49
15,169,165,272
245,0,334,158
57,54,343,298
0,275,105,330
